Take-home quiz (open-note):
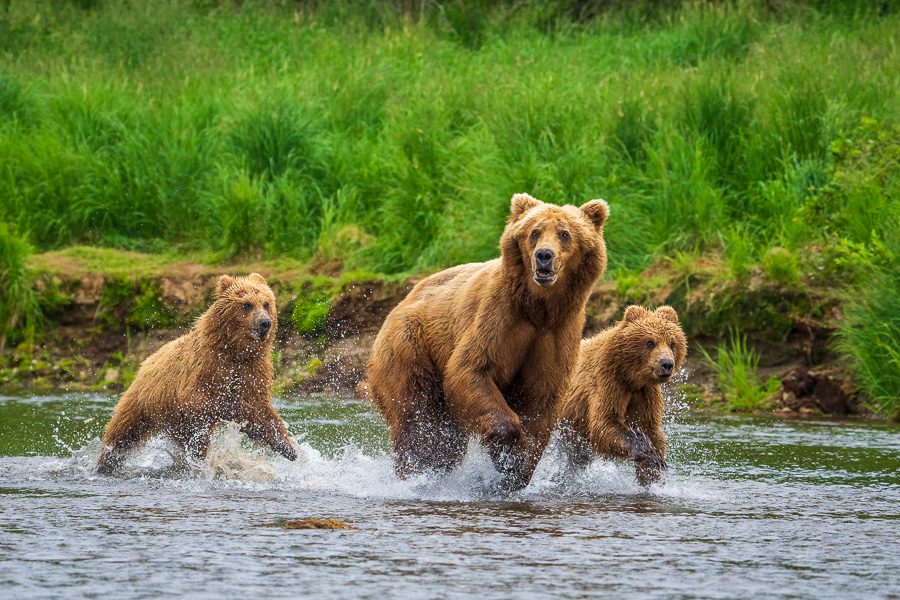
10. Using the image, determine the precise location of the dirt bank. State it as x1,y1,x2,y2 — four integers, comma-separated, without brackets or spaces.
0,247,862,418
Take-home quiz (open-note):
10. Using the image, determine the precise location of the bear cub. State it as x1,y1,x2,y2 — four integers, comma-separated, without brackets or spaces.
557,305,687,485
97,273,297,474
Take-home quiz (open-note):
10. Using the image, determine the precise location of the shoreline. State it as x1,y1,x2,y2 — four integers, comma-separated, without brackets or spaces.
0,246,870,420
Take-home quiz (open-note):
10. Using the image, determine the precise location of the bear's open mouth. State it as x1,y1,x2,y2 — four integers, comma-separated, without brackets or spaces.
654,371,672,381
533,270,558,286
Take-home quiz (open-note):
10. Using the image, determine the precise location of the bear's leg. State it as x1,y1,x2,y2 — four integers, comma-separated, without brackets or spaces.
391,396,467,478
557,423,594,470
371,336,467,478
628,392,667,486
379,363,466,478
96,411,153,475
169,421,213,462
494,412,558,492
239,404,297,461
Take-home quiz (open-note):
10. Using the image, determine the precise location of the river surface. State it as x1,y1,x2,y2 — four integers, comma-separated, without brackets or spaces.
0,393,898,599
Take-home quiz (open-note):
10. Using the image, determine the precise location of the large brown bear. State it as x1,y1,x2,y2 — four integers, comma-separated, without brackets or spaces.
367,193,609,489
96,273,297,474
557,305,687,485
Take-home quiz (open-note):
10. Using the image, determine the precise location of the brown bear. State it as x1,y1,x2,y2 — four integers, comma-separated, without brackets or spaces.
367,193,609,490
557,305,687,486
96,273,297,474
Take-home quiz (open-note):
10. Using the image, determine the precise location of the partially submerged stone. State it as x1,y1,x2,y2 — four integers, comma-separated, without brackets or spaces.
284,518,354,530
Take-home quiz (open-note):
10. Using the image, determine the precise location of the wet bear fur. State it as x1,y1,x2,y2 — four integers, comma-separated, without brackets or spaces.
97,273,296,474
367,193,609,489
557,305,687,485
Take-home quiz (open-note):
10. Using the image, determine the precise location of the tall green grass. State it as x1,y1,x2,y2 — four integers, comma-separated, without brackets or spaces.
701,331,781,412
837,268,900,421
0,1,895,272
828,119,900,417
0,1,897,407
0,223,39,353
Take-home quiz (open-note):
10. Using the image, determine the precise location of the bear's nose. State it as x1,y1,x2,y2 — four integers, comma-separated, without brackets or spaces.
535,248,554,270
658,358,674,375
258,318,272,334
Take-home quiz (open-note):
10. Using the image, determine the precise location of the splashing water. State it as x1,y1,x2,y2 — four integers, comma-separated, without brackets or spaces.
0,392,898,598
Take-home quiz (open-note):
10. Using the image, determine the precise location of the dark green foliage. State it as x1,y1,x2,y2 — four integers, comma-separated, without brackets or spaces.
0,75,31,122
0,223,39,352
762,247,801,286
837,265,900,419
827,121,900,415
98,277,179,330
229,101,319,183
0,1,895,274
128,282,180,330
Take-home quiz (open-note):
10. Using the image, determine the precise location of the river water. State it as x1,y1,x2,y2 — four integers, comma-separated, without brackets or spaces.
0,393,898,599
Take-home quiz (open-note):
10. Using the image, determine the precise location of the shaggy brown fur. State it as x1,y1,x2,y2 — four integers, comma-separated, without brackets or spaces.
367,193,609,489
557,305,687,485
96,273,296,474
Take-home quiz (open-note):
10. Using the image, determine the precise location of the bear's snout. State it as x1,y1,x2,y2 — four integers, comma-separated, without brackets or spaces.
535,248,554,270
654,357,675,379
532,248,558,286
253,315,272,340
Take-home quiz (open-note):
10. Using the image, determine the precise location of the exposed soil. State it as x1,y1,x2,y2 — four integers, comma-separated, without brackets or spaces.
1,250,863,418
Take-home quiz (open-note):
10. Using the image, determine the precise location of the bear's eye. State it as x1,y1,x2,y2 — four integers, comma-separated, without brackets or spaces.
529,229,540,244
646,340,656,349
242,302,253,312
263,302,270,311
559,230,571,243
669,340,676,349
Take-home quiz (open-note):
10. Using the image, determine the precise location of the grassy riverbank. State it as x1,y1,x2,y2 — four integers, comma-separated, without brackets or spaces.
0,1,897,415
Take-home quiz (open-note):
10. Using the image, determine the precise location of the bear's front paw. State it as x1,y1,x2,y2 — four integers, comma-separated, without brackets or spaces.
276,442,298,461
622,430,664,470
635,459,665,486
479,413,524,454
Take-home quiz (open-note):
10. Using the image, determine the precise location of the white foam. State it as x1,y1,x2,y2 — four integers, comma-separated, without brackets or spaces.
28,422,724,503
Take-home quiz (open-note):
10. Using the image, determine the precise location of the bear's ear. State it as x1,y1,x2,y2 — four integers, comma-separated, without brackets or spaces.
579,199,609,231
623,305,650,323
508,193,540,223
216,275,236,297
655,305,679,323
247,272,267,286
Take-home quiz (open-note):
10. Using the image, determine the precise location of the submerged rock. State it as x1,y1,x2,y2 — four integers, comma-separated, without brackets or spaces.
284,518,354,530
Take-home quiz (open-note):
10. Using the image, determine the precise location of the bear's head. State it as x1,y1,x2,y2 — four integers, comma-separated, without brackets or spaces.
614,305,687,386
212,273,278,347
501,193,609,292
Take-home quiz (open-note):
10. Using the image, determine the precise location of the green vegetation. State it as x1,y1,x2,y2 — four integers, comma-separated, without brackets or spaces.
1,1,896,271
97,277,182,331
837,267,900,420
290,277,340,335
0,1,897,410
701,331,781,412
0,223,39,353
821,120,900,417
761,248,801,287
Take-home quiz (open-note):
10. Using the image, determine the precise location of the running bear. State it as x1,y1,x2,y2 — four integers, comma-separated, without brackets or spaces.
367,193,609,490
96,273,296,474
557,305,687,485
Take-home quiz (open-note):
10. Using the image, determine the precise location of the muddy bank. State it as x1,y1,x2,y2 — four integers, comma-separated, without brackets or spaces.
1,248,862,418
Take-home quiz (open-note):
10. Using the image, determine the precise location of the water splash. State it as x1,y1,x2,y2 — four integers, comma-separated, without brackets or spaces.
28,422,726,505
